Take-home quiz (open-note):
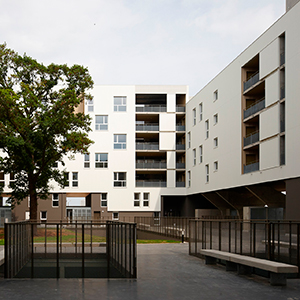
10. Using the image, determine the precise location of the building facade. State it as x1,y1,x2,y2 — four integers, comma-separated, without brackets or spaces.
1,0,300,221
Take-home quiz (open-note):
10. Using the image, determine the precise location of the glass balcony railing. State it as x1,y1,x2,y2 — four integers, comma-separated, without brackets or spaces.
244,131,259,147
136,142,159,150
176,125,185,131
136,105,166,112
176,143,185,150
176,106,185,112
244,161,259,174
136,181,167,187
136,161,166,169
243,71,260,92
176,181,185,187
244,98,265,119
176,163,185,169
136,124,159,131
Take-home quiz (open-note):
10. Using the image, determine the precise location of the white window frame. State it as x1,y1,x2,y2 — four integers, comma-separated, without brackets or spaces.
199,103,203,122
213,90,218,101
193,108,196,125
214,137,218,148
205,164,209,183
199,145,203,164
214,113,218,125
101,193,107,207
188,132,191,148
84,153,90,168
214,161,219,172
187,171,191,187
143,192,149,207
205,120,209,139
64,172,69,187
114,96,126,112
114,134,126,149
193,148,196,166
95,115,108,131
40,211,47,221
52,193,59,207
87,99,94,112
112,212,119,220
134,193,140,207
72,172,78,187
114,172,126,187
95,153,108,168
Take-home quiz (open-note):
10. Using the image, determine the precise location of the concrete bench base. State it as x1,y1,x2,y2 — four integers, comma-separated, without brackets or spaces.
199,249,298,286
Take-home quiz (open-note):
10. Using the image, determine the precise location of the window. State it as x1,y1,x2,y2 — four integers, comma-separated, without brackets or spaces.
193,108,196,125
134,193,140,207
193,148,196,166
213,90,218,101
114,96,126,112
199,145,203,163
112,212,119,220
95,115,108,130
114,134,126,149
214,137,218,148
199,103,203,122
87,99,93,112
9,172,15,187
52,193,59,207
214,113,218,125
205,120,209,139
187,171,191,187
2,197,10,207
64,172,69,187
205,164,209,183
114,172,126,187
95,153,108,168
72,172,78,187
188,132,191,148
40,211,47,221
214,161,219,172
143,193,149,207
0,172,4,187
101,193,107,207
84,153,90,168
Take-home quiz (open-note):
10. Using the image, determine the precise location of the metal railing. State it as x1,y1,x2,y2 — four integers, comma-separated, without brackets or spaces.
135,181,167,187
176,143,185,150
136,124,159,131
244,72,260,92
4,220,137,279
136,105,166,112
176,162,185,169
244,161,259,174
136,161,166,169
135,217,191,241
176,106,185,112
244,98,265,119
244,131,259,147
189,219,300,275
106,221,137,278
136,142,159,150
176,125,185,131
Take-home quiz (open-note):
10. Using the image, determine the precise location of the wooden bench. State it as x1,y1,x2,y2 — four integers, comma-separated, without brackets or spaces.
199,249,298,286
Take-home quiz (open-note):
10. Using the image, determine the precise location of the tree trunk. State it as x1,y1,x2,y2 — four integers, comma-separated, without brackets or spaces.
29,180,38,235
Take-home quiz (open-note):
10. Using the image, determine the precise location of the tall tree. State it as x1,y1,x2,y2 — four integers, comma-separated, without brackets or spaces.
0,43,94,221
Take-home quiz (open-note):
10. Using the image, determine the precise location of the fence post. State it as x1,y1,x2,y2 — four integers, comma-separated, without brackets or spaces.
56,223,59,278
4,222,8,278
82,223,85,278
31,223,34,278
133,224,137,278
107,221,110,278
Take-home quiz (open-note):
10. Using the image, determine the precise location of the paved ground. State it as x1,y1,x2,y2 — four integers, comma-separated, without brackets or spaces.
0,243,300,300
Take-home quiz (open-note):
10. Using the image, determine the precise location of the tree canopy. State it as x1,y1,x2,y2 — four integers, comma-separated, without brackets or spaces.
0,43,94,220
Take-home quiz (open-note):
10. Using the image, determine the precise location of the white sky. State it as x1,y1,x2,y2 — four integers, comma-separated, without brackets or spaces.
0,0,285,96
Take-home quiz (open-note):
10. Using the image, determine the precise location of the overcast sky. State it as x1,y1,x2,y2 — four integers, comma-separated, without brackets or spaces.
1,0,285,96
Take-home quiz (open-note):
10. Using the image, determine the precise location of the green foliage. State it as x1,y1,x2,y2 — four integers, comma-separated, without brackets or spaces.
0,43,94,209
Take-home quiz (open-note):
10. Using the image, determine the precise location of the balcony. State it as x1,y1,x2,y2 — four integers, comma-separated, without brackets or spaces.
136,123,159,131
176,143,185,150
136,181,167,187
136,161,166,169
244,71,260,92
244,131,259,147
244,161,259,174
176,181,185,187
176,106,185,112
176,124,185,131
136,142,159,151
244,98,265,119
136,105,166,113
176,162,185,169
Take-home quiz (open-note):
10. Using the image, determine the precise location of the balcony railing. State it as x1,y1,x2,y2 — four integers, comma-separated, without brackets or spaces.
280,86,285,100
136,142,159,150
243,71,260,92
136,124,159,131
176,106,185,112
280,51,285,66
244,98,265,119
136,105,166,112
176,181,185,187
244,131,259,147
244,161,259,174
176,125,185,131
136,161,166,169
176,143,185,150
136,181,167,187
176,162,185,169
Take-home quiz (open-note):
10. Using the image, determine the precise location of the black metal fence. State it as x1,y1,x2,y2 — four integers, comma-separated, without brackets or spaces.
189,220,300,274
106,221,137,278
135,217,190,241
4,220,137,279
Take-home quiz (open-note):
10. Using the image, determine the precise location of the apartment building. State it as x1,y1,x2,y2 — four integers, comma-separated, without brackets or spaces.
1,0,300,222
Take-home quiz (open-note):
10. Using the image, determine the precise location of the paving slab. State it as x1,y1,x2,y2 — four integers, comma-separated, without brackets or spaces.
0,243,299,300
